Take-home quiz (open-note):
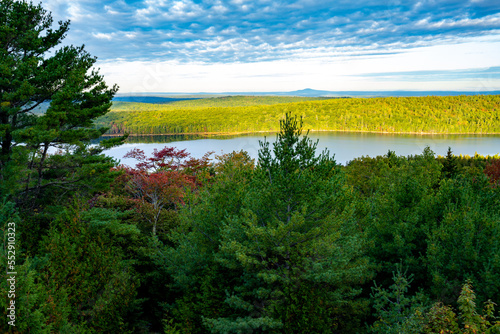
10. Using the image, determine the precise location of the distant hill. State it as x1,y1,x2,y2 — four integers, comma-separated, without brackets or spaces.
113,96,201,104
110,96,328,110
117,89,500,99
97,94,500,136
237,89,500,97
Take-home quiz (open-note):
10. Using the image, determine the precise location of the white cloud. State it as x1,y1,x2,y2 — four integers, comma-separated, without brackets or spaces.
43,0,93,22
204,26,217,35
93,32,115,41
42,0,500,93
97,34,500,93
416,13,500,29
136,0,205,22
124,32,138,39
67,2,93,22
212,0,229,14
104,5,120,15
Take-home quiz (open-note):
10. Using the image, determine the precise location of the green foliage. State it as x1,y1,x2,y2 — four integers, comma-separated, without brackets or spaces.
370,266,428,334
355,148,442,288
90,185,182,332
422,302,461,334
113,96,328,110
164,152,254,333
426,175,500,305
348,146,500,308
0,201,81,333
0,258,73,333
39,205,140,332
203,315,282,334
167,114,370,333
346,149,500,334
422,281,500,333
0,0,124,204
163,318,183,334
372,277,500,334
442,147,459,179
96,95,500,135
437,152,500,181
2,200,149,333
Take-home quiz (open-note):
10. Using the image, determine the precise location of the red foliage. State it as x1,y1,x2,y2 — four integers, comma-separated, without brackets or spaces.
123,146,213,184
126,170,193,207
124,170,194,235
484,159,500,187
182,151,214,185
124,147,189,172
119,147,214,235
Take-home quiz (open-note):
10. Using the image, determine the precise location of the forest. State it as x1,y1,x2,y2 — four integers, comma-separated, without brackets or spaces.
3,110,500,333
96,94,500,135
2,1,500,333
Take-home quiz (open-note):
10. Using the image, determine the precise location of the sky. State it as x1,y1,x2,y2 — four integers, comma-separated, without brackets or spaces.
41,0,500,93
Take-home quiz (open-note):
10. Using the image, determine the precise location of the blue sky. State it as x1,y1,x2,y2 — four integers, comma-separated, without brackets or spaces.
42,0,500,93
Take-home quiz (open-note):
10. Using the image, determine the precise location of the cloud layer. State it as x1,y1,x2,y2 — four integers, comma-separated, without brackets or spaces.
43,0,500,63
38,0,500,92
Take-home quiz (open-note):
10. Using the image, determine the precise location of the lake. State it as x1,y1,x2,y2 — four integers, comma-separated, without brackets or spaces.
101,132,500,167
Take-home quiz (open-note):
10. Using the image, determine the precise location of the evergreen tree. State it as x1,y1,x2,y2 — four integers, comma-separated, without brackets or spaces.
208,113,368,332
442,147,458,179
168,114,370,333
0,0,123,202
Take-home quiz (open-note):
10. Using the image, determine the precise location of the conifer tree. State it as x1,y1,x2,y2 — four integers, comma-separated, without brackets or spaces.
169,113,370,333
0,0,123,202
207,113,368,332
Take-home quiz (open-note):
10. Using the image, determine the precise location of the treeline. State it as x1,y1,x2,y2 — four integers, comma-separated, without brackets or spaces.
111,95,330,110
96,94,500,135
3,113,500,333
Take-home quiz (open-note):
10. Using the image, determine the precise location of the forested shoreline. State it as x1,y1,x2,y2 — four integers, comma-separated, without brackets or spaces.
96,94,500,135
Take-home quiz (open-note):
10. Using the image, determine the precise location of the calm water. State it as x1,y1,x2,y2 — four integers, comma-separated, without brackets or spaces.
102,132,500,166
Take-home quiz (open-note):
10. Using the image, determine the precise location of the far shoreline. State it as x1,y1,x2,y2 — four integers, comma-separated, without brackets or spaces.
100,129,500,137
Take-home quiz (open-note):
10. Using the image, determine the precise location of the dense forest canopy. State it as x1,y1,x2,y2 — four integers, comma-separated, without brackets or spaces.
4,109,500,332
1,1,500,333
96,94,500,135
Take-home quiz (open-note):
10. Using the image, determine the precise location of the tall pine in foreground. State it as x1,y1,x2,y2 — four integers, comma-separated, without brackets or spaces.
0,2,139,332
0,0,124,205
167,113,370,333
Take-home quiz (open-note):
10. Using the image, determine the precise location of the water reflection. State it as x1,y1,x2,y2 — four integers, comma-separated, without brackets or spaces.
96,133,275,144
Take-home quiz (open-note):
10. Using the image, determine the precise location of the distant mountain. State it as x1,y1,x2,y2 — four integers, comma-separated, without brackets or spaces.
117,89,500,99
261,89,500,97
280,88,343,97
113,96,201,104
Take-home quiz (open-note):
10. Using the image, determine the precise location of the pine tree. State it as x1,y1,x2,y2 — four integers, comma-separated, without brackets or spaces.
0,0,123,202
442,147,458,179
199,113,369,332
